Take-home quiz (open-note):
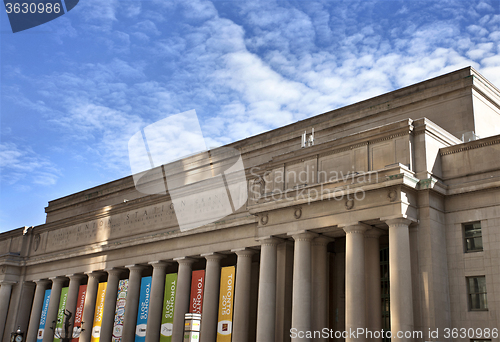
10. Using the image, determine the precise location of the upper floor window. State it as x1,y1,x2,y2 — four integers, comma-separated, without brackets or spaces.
467,276,488,311
464,221,483,252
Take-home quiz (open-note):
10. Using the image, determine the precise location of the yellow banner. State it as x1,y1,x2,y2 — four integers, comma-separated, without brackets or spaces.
91,282,107,342
216,266,235,342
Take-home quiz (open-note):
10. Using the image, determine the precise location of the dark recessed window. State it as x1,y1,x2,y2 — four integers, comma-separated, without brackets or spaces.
467,276,488,311
464,221,483,252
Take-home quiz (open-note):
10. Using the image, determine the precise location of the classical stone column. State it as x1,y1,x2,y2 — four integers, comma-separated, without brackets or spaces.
80,272,103,342
172,258,194,342
146,261,169,342
42,277,65,342
365,229,383,342
26,280,51,342
232,249,254,342
275,241,293,342
386,218,414,342
311,236,330,342
255,238,280,342
0,281,16,339
122,265,145,342
289,232,316,342
100,268,123,342
343,223,369,342
65,275,84,327
200,253,223,342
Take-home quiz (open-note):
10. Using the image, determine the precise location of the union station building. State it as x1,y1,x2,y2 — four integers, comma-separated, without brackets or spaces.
1,67,499,342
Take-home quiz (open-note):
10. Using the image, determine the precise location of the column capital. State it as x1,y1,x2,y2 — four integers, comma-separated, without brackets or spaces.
125,264,147,272
382,217,416,228
232,248,255,258
201,252,224,261
148,261,170,269
85,271,105,280
173,257,196,265
66,273,86,281
105,268,125,277
49,276,66,284
312,235,331,246
365,228,384,238
256,236,282,246
0,280,17,286
340,222,371,234
287,230,318,241
33,279,51,286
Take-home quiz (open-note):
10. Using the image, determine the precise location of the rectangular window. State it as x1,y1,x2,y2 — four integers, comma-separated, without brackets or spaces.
467,276,488,310
464,221,483,252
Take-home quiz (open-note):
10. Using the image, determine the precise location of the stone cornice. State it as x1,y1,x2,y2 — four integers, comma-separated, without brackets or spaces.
440,135,500,156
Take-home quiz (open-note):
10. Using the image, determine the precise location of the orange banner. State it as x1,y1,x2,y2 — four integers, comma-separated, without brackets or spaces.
216,266,235,342
189,270,205,314
91,282,107,342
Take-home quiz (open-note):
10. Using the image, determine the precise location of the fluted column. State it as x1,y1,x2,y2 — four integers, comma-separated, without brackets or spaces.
255,237,280,342
65,275,84,326
232,249,254,342
42,277,65,342
122,265,145,342
386,218,414,342
172,257,194,342
365,229,383,342
200,253,223,342
80,272,103,342
26,280,51,342
0,281,16,338
289,232,316,342
342,223,369,342
100,269,123,342
146,261,169,342
312,236,329,342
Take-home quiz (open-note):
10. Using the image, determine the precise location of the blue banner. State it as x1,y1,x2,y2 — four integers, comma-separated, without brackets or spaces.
135,276,152,342
37,289,51,342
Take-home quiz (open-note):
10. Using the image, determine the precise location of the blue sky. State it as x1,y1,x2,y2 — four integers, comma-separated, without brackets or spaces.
1,0,499,232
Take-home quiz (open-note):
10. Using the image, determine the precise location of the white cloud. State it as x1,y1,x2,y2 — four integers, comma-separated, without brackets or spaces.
0,143,60,186
476,1,496,12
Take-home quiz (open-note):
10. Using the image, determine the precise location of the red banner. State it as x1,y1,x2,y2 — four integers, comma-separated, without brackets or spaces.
72,284,87,342
189,270,205,314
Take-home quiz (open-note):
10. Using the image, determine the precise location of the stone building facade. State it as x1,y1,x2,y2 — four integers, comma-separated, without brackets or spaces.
1,67,499,342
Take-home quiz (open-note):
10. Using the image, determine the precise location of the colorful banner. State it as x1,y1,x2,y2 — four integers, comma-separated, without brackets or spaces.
72,285,87,342
216,266,235,342
91,282,107,342
112,279,129,342
160,273,177,342
37,289,51,342
135,276,152,342
54,287,69,342
189,270,205,314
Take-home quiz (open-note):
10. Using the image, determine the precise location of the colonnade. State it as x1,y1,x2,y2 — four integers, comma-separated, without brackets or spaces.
0,218,415,342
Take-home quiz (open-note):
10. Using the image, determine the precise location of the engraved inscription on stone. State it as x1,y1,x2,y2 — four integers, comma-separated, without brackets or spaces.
45,201,177,252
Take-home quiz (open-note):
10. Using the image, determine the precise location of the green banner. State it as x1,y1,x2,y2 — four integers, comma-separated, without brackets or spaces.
54,287,69,342
160,273,178,342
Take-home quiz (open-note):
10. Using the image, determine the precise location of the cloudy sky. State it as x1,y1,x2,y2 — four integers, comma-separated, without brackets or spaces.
1,0,499,232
